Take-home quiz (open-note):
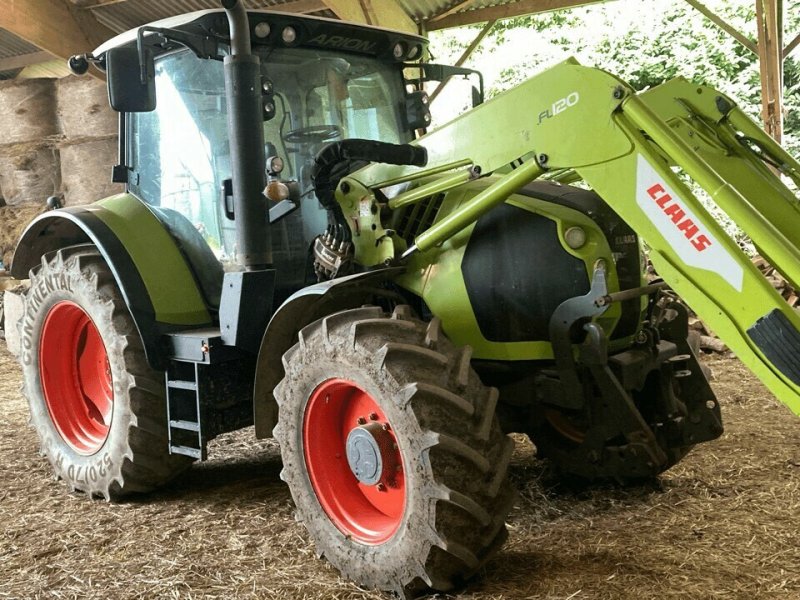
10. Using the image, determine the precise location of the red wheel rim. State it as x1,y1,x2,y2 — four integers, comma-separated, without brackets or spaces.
544,408,586,444
39,301,113,455
303,379,406,544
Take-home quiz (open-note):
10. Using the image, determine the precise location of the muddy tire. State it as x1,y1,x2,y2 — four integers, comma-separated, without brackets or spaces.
20,246,192,499
274,306,516,597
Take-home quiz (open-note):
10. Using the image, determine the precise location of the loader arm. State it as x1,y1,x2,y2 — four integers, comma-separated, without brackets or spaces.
336,58,800,417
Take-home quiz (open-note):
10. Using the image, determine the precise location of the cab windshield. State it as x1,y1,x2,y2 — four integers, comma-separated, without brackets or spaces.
128,46,408,265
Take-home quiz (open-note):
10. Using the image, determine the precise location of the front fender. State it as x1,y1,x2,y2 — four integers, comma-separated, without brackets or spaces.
11,194,212,367
252,268,402,438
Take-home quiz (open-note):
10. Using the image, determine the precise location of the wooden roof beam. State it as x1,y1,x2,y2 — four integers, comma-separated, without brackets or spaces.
783,31,800,59
321,0,418,34
684,0,757,55
429,0,476,24
429,19,496,105
426,0,607,30
0,50,55,71
72,0,128,8
0,0,116,78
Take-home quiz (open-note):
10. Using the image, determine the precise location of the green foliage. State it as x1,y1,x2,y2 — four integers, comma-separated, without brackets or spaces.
428,0,800,152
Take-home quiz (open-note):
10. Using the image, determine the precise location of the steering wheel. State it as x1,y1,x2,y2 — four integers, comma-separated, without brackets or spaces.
284,124,342,145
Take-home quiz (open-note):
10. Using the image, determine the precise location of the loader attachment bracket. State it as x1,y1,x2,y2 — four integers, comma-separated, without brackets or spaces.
548,262,610,408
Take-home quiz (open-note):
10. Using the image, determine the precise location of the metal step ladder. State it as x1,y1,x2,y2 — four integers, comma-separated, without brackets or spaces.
166,361,205,460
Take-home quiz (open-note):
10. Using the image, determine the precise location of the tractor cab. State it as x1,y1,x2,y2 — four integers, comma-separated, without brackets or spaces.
93,9,428,301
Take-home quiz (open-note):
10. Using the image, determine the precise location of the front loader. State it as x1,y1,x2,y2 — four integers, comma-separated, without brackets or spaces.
6,1,800,595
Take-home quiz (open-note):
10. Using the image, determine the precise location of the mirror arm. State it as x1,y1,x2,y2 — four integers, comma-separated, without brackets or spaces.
402,62,486,104
135,25,222,82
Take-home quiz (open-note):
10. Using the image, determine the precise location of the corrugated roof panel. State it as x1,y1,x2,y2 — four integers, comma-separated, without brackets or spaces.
0,69,22,80
85,0,336,34
396,0,454,22
0,29,41,59
421,0,607,28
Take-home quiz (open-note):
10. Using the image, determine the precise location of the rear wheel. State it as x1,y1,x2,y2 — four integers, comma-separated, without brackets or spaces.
20,246,192,499
274,306,515,596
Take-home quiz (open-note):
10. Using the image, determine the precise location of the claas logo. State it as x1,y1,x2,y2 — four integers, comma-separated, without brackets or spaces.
647,183,711,252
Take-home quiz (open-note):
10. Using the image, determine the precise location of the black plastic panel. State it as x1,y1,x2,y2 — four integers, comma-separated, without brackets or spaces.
747,309,800,386
517,181,642,340
462,203,590,342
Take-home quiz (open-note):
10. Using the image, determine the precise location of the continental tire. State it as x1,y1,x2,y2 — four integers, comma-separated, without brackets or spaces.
274,306,516,597
20,246,192,499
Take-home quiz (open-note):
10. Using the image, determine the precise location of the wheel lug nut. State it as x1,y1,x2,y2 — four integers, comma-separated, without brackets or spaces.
382,423,391,431
369,413,379,421
357,417,367,425
376,482,386,492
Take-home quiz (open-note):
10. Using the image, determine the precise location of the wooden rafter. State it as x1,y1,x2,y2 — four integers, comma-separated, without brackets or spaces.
0,0,115,75
427,0,606,30
429,0,476,23
429,19,496,104
72,0,127,8
277,0,328,13
783,31,800,58
684,0,757,55
321,0,417,33
0,50,54,71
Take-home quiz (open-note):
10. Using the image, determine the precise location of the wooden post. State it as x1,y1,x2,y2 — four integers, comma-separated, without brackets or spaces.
756,0,784,142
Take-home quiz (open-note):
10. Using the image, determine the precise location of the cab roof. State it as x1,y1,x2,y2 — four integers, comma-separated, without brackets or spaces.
94,9,427,64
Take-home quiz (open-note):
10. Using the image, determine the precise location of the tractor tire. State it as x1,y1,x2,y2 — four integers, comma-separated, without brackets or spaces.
19,246,193,499
274,306,516,597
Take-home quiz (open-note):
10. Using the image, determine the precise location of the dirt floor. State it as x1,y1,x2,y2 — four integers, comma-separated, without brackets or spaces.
0,344,797,600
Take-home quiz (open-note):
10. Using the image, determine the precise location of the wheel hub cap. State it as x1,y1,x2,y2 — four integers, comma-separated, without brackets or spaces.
346,423,396,486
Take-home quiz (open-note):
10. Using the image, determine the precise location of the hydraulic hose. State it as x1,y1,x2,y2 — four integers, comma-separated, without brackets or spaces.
312,139,428,209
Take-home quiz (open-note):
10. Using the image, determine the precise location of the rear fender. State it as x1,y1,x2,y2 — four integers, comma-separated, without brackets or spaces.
253,268,401,438
11,194,212,368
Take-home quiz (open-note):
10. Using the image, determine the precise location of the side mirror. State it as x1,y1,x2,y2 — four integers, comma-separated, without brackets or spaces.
405,63,485,108
472,85,482,108
106,46,156,112
405,90,431,131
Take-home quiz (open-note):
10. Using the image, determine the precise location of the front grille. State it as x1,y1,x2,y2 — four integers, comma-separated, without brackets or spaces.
395,193,445,246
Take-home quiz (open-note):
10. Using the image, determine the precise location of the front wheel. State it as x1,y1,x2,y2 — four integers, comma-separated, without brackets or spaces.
274,306,515,596
20,246,192,499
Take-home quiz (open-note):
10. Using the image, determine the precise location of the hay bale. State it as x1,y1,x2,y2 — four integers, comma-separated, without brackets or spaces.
56,76,117,140
0,79,59,145
59,138,123,206
0,142,60,207
0,204,46,267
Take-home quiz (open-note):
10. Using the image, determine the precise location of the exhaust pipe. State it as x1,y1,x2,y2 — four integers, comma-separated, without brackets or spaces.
222,0,271,269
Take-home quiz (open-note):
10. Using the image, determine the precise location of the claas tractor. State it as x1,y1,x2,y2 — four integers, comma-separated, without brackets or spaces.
7,0,800,595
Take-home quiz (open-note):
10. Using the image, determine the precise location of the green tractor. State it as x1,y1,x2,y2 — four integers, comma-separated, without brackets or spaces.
8,0,800,595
